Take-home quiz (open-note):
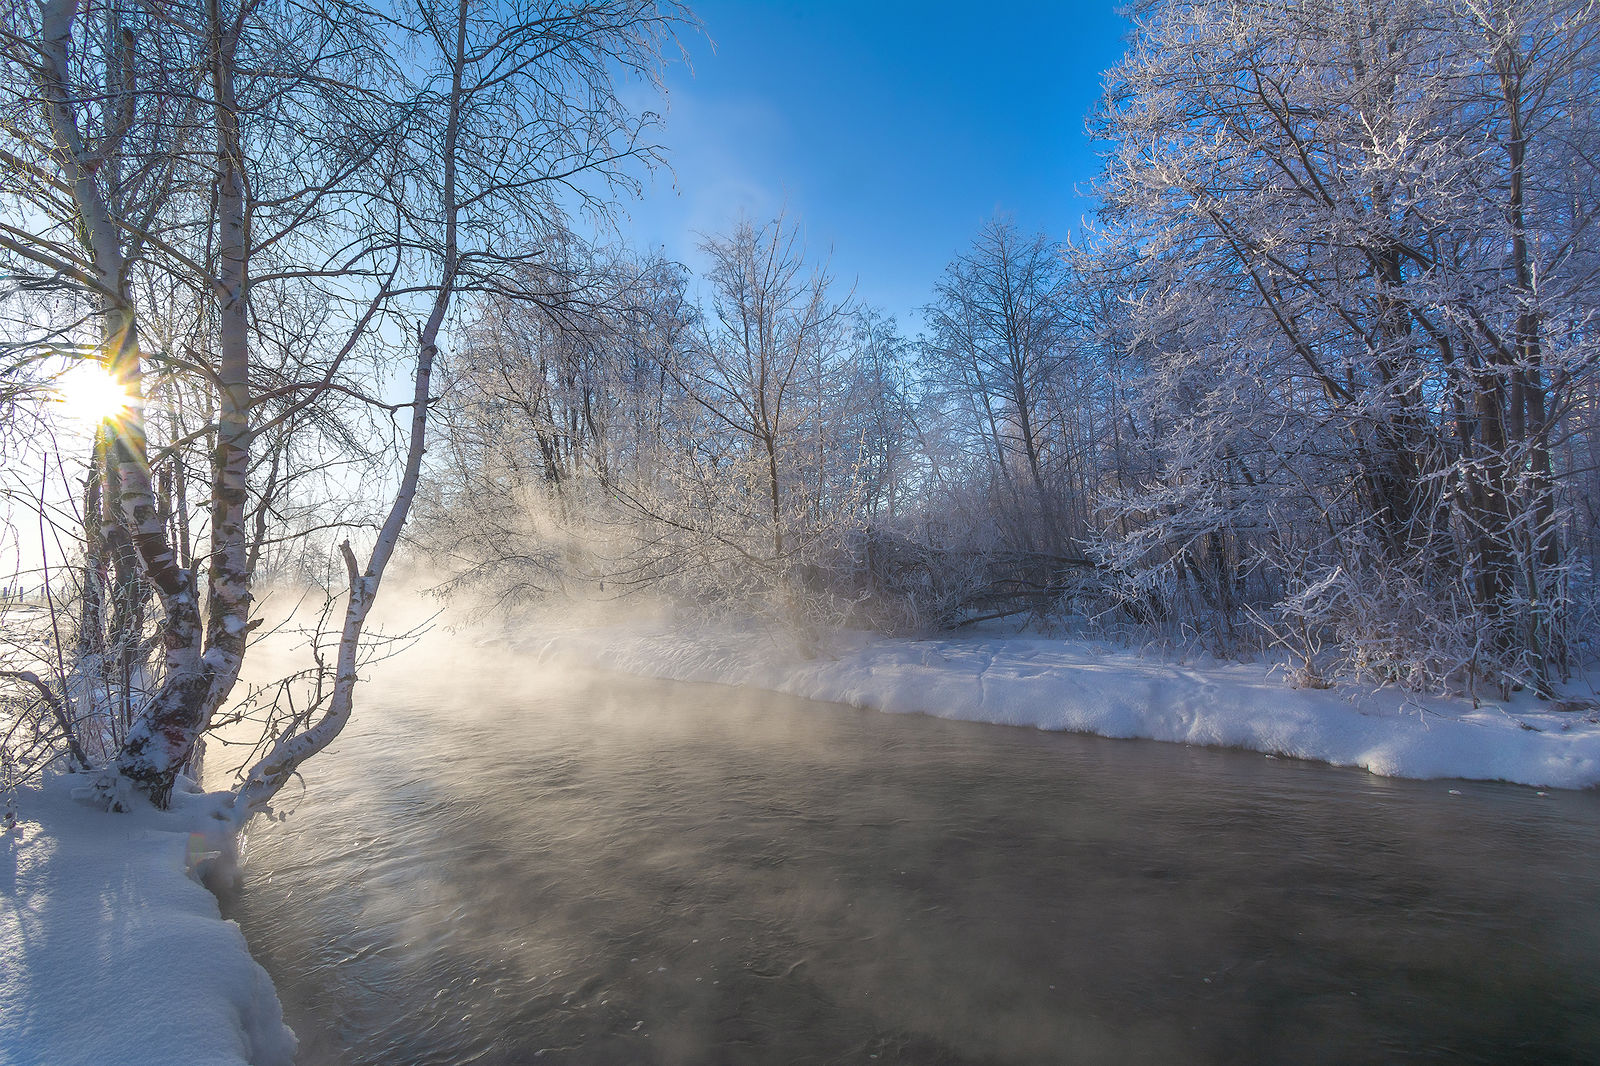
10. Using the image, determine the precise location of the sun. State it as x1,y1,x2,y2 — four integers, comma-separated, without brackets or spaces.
56,363,136,426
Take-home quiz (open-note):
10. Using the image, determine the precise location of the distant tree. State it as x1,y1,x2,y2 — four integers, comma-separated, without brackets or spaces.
920,217,1078,556
419,249,697,606
843,308,915,522
562,209,863,618
669,214,851,562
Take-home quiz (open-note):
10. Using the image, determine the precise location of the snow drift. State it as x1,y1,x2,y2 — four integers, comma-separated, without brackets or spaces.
0,774,295,1066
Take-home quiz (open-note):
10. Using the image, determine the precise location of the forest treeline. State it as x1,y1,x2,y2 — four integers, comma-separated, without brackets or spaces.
424,0,1600,699
2,0,1597,810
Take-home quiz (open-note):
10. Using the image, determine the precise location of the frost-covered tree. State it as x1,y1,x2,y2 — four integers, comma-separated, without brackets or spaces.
1095,0,1600,690
599,212,869,619
0,0,689,811
419,248,699,604
422,211,951,629
920,217,1079,556
842,307,916,522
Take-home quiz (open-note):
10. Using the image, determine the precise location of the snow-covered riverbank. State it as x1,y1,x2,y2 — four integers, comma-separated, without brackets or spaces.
5,618,1595,1064
526,621,1600,790
0,774,295,1066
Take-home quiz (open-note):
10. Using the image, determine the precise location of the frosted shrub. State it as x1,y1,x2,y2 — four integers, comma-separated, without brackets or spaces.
1,677,84,803
1273,560,1486,695
836,529,994,633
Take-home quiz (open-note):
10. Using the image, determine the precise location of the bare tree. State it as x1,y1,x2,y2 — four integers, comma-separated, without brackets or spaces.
0,0,690,812
920,217,1079,556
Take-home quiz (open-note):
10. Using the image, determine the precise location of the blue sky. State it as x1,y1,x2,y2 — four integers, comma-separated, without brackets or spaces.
621,1,1133,334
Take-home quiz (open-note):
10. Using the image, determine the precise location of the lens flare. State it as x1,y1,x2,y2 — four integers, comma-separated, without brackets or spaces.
55,363,135,425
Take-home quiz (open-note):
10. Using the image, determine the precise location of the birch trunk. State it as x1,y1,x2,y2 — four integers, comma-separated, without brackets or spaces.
229,0,465,818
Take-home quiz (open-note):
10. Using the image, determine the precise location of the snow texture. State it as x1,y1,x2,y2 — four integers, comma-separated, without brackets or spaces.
528,621,1600,790
0,773,295,1066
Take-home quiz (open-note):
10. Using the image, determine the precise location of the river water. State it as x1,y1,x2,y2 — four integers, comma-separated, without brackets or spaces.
218,662,1600,1065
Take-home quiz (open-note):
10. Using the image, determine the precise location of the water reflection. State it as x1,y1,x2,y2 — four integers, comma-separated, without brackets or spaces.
221,664,1600,1065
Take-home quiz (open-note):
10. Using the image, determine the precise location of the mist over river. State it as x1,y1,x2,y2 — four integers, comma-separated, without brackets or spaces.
217,661,1600,1065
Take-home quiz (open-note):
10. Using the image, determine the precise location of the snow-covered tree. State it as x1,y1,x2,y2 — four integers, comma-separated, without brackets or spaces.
919,217,1079,556
1095,0,1600,690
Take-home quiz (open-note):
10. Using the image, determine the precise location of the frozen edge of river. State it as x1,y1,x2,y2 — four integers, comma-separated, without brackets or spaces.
0,772,296,1066
525,622,1600,791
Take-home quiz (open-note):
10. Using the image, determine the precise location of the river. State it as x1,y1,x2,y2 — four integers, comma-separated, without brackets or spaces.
217,662,1600,1065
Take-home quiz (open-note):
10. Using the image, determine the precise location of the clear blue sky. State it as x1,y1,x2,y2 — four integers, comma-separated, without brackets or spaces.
621,1,1133,334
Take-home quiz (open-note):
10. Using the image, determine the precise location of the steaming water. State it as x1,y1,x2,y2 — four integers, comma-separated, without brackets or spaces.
219,663,1600,1065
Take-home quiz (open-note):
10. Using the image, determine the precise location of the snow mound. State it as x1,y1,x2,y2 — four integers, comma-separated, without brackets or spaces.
0,773,295,1066
528,622,1600,790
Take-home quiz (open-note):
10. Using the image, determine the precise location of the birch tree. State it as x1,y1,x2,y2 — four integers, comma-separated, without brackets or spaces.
231,0,687,815
0,0,689,812
0,0,396,807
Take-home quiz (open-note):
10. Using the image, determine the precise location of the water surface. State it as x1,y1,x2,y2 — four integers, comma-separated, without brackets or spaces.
220,661,1600,1065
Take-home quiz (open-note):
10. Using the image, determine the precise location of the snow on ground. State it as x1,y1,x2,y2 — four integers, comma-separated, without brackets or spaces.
0,772,295,1066
526,619,1600,790
5,617,1592,1066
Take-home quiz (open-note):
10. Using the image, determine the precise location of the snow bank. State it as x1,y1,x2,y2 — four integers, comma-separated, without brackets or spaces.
0,773,295,1066
527,622,1600,790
